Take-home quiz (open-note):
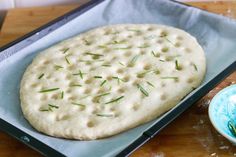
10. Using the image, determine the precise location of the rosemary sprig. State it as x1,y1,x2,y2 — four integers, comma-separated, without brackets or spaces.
70,84,82,87
60,91,64,99
138,44,150,48
114,47,131,50
96,92,110,98
192,63,198,71
102,64,111,67
146,81,155,88
98,45,108,49
48,104,59,109
175,60,181,70
85,52,104,57
100,80,107,86
112,76,125,84
137,84,149,97
118,62,125,66
71,102,86,108
61,48,69,54
39,88,60,93
73,70,86,79
137,70,153,78
65,55,70,64
94,76,103,79
105,96,124,104
38,73,44,79
161,77,179,81
96,113,114,117
128,55,140,67
159,59,165,62
110,40,126,44
151,51,159,57
39,109,51,112
54,65,63,70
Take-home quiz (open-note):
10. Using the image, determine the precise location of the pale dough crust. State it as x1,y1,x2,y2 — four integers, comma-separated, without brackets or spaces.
20,24,206,140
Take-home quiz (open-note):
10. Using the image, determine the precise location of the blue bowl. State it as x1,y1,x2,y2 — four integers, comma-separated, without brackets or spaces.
208,84,236,144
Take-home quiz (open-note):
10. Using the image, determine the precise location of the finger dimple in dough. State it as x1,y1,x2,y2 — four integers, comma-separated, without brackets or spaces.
20,24,206,140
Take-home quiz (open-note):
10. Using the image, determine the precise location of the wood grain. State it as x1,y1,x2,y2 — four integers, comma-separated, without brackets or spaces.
0,1,235,157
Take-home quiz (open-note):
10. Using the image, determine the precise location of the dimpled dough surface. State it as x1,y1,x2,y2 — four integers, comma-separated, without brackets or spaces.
20,24,206,140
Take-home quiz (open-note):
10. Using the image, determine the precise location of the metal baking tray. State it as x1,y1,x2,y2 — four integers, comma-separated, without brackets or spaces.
0,0,235,156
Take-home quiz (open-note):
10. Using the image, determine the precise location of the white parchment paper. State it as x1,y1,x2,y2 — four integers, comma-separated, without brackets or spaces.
0,0,236,156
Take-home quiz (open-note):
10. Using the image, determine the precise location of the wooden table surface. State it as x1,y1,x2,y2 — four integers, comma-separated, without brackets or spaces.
0,1,236,157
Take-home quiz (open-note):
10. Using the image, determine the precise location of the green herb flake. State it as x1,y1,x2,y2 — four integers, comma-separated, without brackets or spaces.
110,40,126,44
38,73,45,79
96,113,114,117
39,109,50,112
175,60,181,70
71,102,86,108
39,88,60,93
128,55,140,67
65,56,70,64
70,84,82,87
159,59,165,62
161,77,179,81
146,81,155,88
118,62,125,66
61,91,64,99
94,76,103,79
100,80,107,86
192,63,198,71
98,45,108,49
102,64,111,67
112,76,125,84
151,51,159,58
138,44,150,48
105,96,124,104
48,104,59,109
96,92,110,98
137,84,149,97
85,52,104,57
114,47,131,50
73,70,86,79
61,48,69,54
54,65,64,70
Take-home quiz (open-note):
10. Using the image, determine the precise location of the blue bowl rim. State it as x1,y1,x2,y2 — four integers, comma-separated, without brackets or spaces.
208,84,236,143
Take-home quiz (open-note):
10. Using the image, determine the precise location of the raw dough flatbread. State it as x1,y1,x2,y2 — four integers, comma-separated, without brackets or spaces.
20,24,206,140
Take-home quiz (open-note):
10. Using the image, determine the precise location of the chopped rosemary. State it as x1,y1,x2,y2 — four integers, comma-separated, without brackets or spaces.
83,39,90,45
112,76,125,84
71,102,86,108
137,70,152,78
96,92,110,98
85,52,104,57
165,38,175,46
39,109,51,112
110,40,126,44
175,60,181,70
98,45,108,49
118,62,125,66
70,84,82,87
38,73,44,79
138,44,150,48
159,59,165,62
61,48,69,54
61,91,64,99
102,64,111,67
192,63,198,71
114,47,131,50
39,88,60,93
105,96,124,104
94,76,103,79
161,77,179,81
48,104,59,109
128,55,140,67
73,70,86,79
100,80,107,86
54,65,63,70
96,113,114,117
137,84,149,97
65,56,70,64
151,51,159,57
146,81,155,88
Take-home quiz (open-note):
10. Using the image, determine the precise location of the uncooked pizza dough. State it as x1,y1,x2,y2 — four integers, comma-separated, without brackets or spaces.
20,24,206,140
